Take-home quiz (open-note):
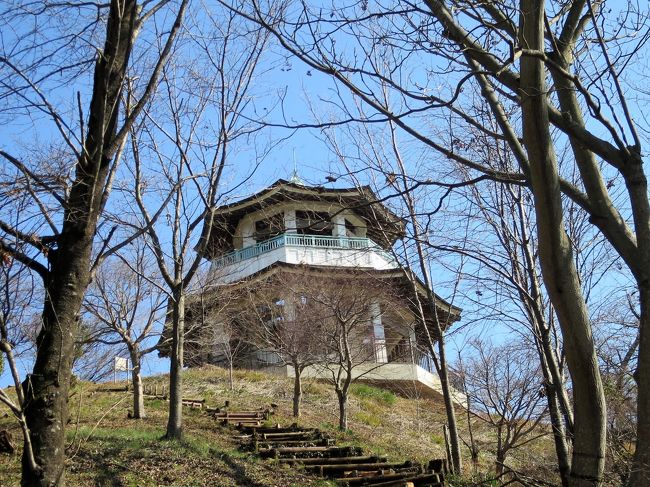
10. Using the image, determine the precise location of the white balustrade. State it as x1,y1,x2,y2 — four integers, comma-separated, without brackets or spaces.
212,233,394,269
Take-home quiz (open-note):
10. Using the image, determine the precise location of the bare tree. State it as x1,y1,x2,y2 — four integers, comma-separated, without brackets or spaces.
240,274,330,417
293,272,399,431
455,339,549,477
0,0,188,482
72,321,116,383
194,293,252,391
323,120,468,474
83,246,166,419
115,7,271,439
0,256,40,477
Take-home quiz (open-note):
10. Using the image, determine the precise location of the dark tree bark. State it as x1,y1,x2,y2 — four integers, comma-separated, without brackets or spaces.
166,289,185,439
0,0,190,481
336,389,349,431
20,2,139,484
292,362,303,418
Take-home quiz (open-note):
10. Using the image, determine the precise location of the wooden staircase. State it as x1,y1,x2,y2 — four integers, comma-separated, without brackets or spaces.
224,414,448,487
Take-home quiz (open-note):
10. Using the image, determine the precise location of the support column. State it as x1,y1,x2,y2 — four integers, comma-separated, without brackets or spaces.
284,209,297,234
370,299,387,363
332,214,346,238
242,218,255,247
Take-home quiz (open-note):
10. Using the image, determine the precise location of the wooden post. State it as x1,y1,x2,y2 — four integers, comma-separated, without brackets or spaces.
125,358,130,390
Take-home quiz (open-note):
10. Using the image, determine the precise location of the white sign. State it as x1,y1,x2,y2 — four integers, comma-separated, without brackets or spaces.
114,356,129,372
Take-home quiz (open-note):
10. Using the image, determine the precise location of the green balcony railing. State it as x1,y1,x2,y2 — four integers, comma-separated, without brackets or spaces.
213,233,394,268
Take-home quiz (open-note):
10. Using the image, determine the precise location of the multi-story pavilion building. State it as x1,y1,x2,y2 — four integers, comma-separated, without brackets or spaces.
188,178,462,399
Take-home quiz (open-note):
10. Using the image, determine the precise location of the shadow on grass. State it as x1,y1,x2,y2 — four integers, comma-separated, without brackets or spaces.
219,452,268,487
70,427,274,486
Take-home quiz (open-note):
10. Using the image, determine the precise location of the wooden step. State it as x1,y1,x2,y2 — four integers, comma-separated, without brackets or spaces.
278,455,386,466
214,412,266,418
306,461,414,474
260,445,363,459
221,420,262,427
255,438,334,447
258,431,322,439
355,472,444,487
238,424,308,434
341,469,434,486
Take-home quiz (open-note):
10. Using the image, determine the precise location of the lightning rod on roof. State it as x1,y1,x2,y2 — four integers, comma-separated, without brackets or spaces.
290,149,304,184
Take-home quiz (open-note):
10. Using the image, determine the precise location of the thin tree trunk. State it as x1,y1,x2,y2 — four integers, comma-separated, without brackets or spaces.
166,289,184,439
519,2,606,484
337,390,348,431
621,162,650,486
631,284,650,486
495,449,506,477
542,365,571,487
390,130,463,475
405,234,463,474
432,333,462,475
517,197,575,435
129,350,145,419
292,364,302,418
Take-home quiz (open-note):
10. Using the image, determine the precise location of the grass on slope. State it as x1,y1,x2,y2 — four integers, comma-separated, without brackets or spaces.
0,366,557,486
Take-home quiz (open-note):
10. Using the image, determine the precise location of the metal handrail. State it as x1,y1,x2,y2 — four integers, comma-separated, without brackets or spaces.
363,338,438,375
212,233,394,268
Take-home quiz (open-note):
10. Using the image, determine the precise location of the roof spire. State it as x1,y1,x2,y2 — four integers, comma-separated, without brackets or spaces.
290,149,304,184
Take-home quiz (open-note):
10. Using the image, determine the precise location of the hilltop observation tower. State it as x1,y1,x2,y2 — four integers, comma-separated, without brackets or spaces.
182,178,462,400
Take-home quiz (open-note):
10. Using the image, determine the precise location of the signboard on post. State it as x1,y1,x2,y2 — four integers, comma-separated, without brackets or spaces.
114,357,129,372
113,356,130,385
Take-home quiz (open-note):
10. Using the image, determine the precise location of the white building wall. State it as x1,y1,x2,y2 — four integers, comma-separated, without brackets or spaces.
210,243,398,283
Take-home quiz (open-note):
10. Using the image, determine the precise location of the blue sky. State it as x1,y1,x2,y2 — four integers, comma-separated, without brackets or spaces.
2,0,644,388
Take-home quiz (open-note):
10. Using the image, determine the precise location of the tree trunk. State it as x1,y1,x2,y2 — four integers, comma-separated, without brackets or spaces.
396,156,463,475
626,162,650,486
20,1,138,482
631,283,650,486
495,449,506,477
129,350,145,419
519,1,606,484
540,352,571,487
166,289,185,439
292,364,302,418
517,201,571,483
21,250,90,486
228,360,234,391
433,333,462,475
620,162,650,486
337,390,348,431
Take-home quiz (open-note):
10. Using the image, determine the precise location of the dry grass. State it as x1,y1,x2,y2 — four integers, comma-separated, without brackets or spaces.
0,366,559,486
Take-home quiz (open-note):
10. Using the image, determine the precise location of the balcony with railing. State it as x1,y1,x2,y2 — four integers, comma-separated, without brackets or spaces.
210,233,398,282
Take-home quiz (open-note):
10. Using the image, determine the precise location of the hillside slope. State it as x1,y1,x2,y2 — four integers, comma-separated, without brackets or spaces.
0,366,555,486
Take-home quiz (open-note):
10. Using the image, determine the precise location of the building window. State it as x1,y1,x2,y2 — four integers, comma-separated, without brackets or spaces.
254,213,285,242
345,219,359,237
296,210,332,236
